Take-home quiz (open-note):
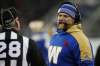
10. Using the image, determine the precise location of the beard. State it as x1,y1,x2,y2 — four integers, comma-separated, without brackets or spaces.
56,20,68,32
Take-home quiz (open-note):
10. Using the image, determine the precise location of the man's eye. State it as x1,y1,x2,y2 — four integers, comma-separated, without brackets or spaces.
58,15,62,17
64,15,69,18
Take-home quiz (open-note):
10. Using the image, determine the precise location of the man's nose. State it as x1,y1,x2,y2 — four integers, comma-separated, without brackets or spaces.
59,15,64,19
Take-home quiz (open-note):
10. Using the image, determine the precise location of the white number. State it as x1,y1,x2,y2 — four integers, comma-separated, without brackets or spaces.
0,42,6,58
48,46,62,64
0,41,21,66
9,41,21,57
0,41,21,58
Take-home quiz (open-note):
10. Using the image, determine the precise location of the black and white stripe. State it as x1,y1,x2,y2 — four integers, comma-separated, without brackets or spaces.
0,30,29,66
0,30,46,66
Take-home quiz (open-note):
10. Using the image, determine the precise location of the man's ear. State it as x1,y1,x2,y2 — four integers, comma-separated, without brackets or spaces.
15,17,20,31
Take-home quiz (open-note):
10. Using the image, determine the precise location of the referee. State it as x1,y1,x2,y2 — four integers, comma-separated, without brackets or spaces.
0,7,47,66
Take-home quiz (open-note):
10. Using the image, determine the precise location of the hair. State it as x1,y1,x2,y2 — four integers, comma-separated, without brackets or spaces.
0,7,20,30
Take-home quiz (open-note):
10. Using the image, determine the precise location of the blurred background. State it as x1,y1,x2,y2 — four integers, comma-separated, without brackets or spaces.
0,0,100,56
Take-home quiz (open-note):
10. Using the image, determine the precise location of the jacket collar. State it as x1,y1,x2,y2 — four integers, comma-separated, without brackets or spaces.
67,24,82,33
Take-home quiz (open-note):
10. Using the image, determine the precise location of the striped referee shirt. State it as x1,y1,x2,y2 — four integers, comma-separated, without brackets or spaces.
0,29,46,66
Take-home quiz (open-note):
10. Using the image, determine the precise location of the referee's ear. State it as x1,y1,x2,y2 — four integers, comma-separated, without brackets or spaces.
14,17,21,31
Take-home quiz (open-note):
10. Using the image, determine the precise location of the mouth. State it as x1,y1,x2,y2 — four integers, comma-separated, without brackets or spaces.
57,20,66,24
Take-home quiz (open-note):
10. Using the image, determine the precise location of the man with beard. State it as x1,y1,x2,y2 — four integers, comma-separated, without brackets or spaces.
48,2,94,66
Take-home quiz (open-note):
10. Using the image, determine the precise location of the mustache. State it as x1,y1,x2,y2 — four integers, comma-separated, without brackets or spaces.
57,20,67,24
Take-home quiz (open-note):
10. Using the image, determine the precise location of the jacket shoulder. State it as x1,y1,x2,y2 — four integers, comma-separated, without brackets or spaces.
70,31,93,61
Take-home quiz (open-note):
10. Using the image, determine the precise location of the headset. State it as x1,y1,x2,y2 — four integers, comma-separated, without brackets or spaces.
0,7,18,28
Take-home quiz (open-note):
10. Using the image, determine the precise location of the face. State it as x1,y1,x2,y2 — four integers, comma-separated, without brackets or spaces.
57,13,75,30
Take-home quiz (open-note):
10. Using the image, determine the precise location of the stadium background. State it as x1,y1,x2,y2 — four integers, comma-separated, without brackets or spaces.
0,0,100,56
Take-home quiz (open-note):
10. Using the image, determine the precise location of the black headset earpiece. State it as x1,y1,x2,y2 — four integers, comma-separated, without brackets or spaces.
75,7,81,23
